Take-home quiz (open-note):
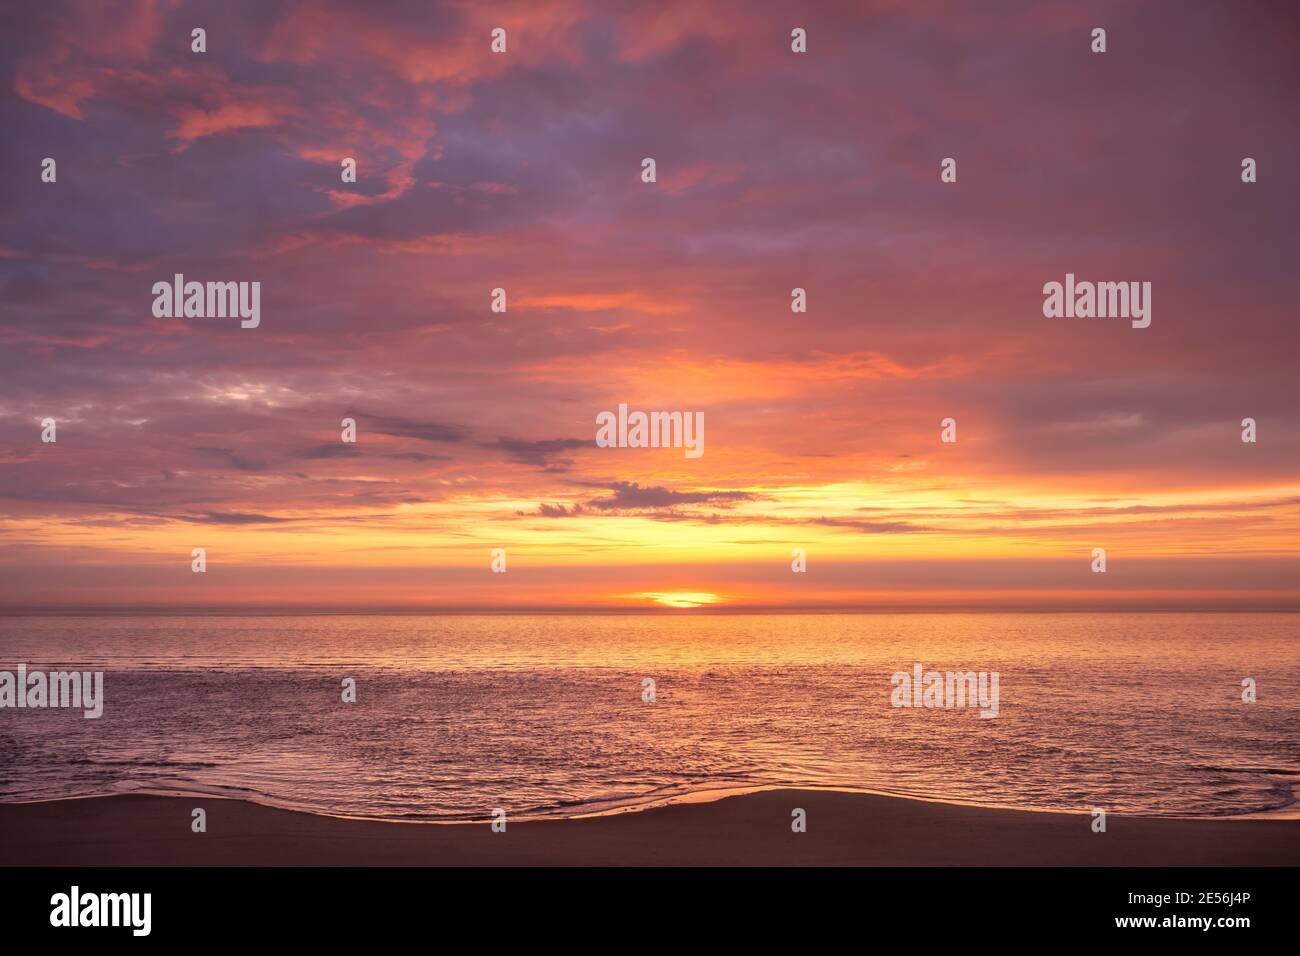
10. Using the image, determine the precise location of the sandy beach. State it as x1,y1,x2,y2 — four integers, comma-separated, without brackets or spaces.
2,788,1297,867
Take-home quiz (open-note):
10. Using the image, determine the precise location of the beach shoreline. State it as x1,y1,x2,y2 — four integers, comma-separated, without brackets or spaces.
3,788,1297,867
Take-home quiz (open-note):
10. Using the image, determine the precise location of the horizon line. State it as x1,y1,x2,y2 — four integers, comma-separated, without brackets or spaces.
3,604,1299,616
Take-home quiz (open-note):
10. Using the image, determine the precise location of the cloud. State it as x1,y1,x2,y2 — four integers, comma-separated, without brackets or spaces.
586,482,758,511
1,1,1297,607
171,511,298,525
359,414,469,444
810,516,927,535
191,446,269,471
518,502,585,518
293,443,362,460
487,437,587,469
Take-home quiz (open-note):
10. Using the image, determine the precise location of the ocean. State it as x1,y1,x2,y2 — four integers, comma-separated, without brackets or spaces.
1,612,1296,820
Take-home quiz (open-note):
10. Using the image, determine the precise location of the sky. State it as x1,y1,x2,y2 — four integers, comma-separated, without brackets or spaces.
1,0,1298,611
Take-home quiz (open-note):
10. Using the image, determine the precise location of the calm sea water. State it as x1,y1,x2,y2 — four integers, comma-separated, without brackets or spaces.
1,613,1296,820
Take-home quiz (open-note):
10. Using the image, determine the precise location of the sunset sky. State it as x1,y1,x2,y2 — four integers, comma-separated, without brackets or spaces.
1,0,1298,610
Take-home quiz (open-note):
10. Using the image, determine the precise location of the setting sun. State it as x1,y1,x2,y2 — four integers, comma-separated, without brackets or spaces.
639,592,721,609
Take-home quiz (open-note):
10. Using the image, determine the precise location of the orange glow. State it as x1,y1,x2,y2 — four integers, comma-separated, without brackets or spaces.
637,592,722,609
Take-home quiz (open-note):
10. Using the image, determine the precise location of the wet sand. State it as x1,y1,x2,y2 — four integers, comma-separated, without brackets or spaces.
2,788,1297,866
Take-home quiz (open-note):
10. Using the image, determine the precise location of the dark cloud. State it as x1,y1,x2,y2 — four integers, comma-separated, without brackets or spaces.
171,511,297,525
293,443,362,460
517,502,585,518
587,482,757,511
191,446,269,472
359,414,469,444
487,438,588,469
